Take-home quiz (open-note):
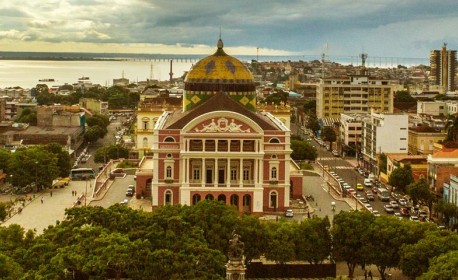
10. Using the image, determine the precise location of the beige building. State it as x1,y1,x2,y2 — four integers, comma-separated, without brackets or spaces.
408,126,447,155
79,98,109,115
316,74,394,119
339,113,364,158
417,101,447,116
430,43,456,93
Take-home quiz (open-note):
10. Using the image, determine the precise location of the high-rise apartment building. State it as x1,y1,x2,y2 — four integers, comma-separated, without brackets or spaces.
316,75,394,119
430,43,457,92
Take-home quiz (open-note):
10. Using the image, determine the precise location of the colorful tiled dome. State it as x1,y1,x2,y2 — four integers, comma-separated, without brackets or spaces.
183,38,256,111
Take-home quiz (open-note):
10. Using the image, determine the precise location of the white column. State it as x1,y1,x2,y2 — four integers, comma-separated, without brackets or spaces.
214,158,218,187
239,158,243,187
201,158,205,187
254,158,258,186
226,158,230,187
181,157,186,184
185,158,189,184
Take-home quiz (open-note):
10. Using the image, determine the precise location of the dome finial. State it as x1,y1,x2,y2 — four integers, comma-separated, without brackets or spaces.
217,27,223,49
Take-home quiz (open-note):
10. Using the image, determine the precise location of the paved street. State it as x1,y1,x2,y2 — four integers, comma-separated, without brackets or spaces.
1,180,94,234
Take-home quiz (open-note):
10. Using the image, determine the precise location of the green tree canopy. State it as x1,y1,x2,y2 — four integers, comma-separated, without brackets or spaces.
394,90,416,102
15,108,37,125
331,211,375,278
290,139,317,161
306,114,320,136
378,153,387,174
388,165,414,193
407,178,431,206
321,126,337,149
294,216,331,264
418,250,458,280
400,231,458,279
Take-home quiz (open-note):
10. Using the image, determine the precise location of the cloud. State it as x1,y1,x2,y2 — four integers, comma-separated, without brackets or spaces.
0,0,457,57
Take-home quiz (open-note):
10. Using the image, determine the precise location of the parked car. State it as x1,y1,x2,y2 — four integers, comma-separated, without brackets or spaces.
284,209,294,217
332,150,339,157
410,216,419,222
400,207,410,217
384,205,394,214
390,200,400,209
398,198,407,206
364,203,373,212
366,193,375,201
364,178,372,187
372,210,381,217
120,198,129,205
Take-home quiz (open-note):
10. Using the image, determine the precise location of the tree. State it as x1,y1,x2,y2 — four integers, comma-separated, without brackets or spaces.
394,90,415,102
388,165,414,193
303,100,316,115
295,216,331,264
8,146,59,191
378,153,387,174
0,253,23,279
418,250,458,280
290,139,317,161
434,200,458,227
306,114,320,136
331,211,374,278
15,108,37,125
445,114,458,143
407,178,431,207
93,145,130,163
44,143,72,178
264,221,296,264
84,125,107,143
321,126,337,150
364,215,412,279
0,148,12,173
400,231,458,279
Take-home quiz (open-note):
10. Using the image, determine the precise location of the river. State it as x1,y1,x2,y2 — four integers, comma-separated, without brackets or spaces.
0,59,195,89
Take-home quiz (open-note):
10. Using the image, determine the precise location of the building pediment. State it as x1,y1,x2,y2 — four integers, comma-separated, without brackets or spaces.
190,117,252,133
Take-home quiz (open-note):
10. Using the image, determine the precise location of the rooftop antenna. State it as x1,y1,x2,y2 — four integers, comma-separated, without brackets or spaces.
150,63,154,80
321,42,329,79
360,52,368,75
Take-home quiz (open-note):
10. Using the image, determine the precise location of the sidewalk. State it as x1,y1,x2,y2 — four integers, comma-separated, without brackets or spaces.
1,180,93,234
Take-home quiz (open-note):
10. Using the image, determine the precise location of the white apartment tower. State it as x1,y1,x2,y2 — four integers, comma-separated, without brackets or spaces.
361,111,409,174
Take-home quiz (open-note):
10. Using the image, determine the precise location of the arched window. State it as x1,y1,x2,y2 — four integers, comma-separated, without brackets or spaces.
271,154,277,159
271,167,277,180
192,194,201,205
269,138,280,143
217,194,226,202
164,190,173,205
142,137,148,148
205,194,214,200
230,194,239,207
164,137,175,142
269,191,278,209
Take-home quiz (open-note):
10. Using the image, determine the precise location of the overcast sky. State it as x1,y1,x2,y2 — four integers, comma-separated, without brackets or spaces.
1,0,457,60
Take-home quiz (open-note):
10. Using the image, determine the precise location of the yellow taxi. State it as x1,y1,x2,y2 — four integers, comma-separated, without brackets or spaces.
356,183,364,191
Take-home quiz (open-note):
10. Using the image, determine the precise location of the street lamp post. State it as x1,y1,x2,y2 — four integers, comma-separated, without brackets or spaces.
84,176,88,206
35,161,38,192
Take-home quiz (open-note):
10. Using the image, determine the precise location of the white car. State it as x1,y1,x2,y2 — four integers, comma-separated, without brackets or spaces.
364,203,373,212
372,210,380,217
284,209,294,217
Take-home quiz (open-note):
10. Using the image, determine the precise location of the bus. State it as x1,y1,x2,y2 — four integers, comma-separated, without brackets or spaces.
377,187,390,202
70,168,96,181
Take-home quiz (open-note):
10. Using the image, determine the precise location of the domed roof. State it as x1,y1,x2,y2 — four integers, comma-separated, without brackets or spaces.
184,39,254,83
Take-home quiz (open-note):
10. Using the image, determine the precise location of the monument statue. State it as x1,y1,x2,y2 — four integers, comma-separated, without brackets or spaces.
228,230,244,260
